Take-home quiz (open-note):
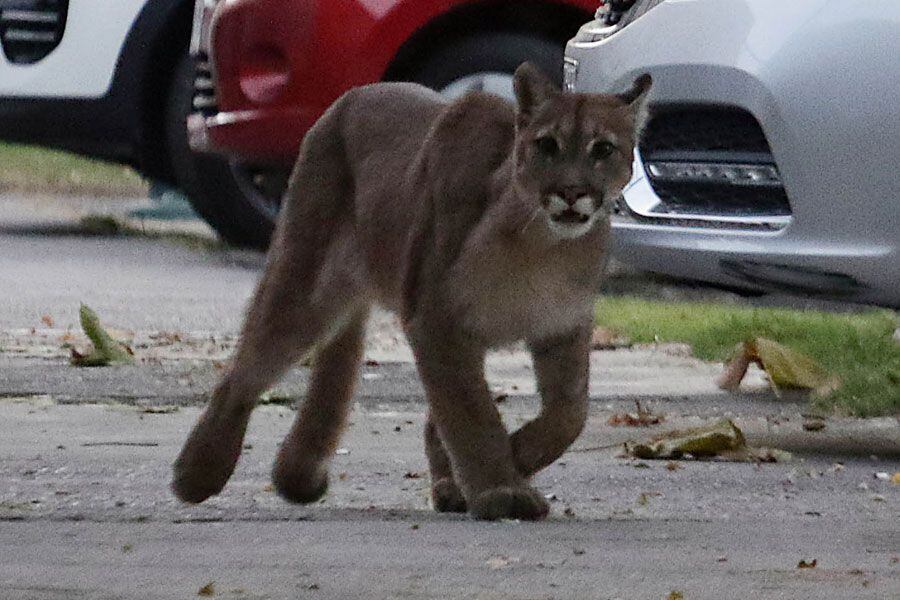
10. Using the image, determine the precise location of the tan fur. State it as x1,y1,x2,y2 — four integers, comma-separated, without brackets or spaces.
172,64,651,520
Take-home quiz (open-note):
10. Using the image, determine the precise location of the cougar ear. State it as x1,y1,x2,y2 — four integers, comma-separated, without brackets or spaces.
514,62,558,128
618,74,653,137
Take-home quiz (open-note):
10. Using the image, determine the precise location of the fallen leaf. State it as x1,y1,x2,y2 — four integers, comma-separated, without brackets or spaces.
628,419,746,459
797,559,818,569
667,592,684,600
197,581,215,596
41,314,54,327
892,472,900,485
607,400,663,427
717,338,840,397
716,345,752,391
666,461,682,471
69,305,135,367
486,555,520,570
802,418,826,432
141,406,179,414
258,391,294,406
590,326,631,350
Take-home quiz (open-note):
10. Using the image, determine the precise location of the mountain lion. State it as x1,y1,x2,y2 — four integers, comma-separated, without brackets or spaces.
172,63,651,520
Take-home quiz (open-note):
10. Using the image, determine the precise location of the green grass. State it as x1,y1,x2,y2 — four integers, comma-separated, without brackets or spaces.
0,142,146,196
596,296,900,417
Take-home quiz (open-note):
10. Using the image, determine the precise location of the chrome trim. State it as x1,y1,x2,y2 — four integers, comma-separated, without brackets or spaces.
563,57,578,92
619,150,792,230
190,0,217,56
0,10,59,24
569,20,620,46
4,29,57,43
645,161,782,188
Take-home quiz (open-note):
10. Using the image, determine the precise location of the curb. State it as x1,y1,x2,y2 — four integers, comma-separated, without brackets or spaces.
738,416,900,458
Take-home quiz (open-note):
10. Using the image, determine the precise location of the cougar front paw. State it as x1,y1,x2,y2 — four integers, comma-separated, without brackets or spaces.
470,485,550,521
431,477,467,513
171,410,247,504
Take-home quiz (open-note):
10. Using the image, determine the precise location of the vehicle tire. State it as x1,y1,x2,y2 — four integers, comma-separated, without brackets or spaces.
401,32,565,99
165,52,283,249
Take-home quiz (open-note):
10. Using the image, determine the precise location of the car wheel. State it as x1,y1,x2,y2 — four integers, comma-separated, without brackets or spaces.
402,32,565,100
166,52,284,249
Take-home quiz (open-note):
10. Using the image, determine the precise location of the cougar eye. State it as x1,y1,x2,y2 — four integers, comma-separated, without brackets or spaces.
590,140,616,160
534,136,560,157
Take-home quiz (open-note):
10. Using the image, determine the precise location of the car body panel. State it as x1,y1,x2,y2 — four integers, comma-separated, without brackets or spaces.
566,0,900,306
190,0,597,163
0,0,147,97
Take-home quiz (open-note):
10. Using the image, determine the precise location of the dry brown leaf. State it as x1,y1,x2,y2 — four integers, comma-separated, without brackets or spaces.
607,401,663,427
667,592,685,600
716,343,751,391
41,314,54,327
590,326,631,350
197,581,215,596
486,556,520,570
141,406,179,414
802,418,826,431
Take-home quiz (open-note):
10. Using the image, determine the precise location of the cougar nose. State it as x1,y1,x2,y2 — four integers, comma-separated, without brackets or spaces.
557,186,591,206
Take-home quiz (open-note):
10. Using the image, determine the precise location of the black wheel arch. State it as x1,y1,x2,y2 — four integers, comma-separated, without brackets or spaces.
383,0,591,82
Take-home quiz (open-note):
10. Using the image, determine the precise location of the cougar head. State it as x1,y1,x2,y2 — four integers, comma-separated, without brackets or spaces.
512,62,652,240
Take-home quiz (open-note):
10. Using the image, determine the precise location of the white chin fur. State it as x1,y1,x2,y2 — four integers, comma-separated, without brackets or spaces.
547,213,597,239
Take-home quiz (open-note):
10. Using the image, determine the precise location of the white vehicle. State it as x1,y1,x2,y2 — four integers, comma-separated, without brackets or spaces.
0,0,265,246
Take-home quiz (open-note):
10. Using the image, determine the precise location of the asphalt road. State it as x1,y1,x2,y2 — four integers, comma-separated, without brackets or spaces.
0,195,897,599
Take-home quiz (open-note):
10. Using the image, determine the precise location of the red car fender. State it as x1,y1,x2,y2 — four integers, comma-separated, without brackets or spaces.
203,0,596,162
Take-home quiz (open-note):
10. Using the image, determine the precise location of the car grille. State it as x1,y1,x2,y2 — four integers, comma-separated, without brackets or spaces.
637,107,792,219
192,51,219,116
0,0,68,64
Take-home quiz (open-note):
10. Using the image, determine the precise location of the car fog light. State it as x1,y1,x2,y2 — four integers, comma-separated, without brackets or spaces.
645,161,783,187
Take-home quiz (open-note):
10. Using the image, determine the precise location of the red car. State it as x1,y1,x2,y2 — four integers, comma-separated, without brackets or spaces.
186,0,597,247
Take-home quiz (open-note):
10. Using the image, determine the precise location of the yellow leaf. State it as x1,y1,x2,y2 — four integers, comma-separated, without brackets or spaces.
751,338,840,396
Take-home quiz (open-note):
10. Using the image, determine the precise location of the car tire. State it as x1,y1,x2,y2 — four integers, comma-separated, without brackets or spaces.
165,53,280,249
401,31,565,96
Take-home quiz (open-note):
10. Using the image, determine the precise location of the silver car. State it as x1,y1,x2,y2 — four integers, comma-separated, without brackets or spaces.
566,0,900,307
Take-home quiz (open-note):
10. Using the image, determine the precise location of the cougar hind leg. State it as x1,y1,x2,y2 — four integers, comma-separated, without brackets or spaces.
171,105,359,504
272,306,368,503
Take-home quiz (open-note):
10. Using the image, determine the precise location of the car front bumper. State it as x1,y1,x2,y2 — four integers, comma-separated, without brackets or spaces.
566,0,900,306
